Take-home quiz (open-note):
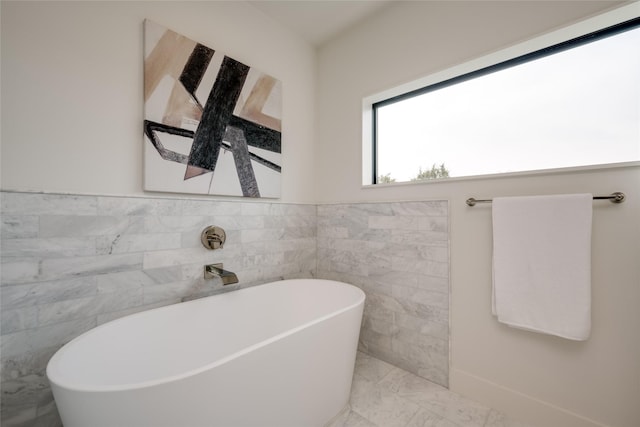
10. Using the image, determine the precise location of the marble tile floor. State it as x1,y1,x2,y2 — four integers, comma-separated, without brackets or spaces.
327,352,535,427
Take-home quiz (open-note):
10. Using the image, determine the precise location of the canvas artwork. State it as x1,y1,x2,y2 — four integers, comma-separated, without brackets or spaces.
143,20,282,198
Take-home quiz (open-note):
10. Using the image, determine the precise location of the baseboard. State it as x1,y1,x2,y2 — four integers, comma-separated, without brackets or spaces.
450,368,609,427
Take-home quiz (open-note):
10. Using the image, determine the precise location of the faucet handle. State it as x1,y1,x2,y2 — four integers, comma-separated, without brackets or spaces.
206,234,224,249
201,226,226,250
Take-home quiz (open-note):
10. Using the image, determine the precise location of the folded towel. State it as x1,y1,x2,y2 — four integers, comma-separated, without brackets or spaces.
492,194,592,340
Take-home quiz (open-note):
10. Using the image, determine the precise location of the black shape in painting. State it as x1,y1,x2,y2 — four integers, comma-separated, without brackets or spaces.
146,44,282,197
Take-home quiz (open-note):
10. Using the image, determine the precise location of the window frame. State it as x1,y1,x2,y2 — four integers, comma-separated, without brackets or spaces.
364,5,640,186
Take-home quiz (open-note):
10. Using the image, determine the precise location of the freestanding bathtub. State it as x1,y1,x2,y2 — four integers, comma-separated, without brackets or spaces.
47,279,365,427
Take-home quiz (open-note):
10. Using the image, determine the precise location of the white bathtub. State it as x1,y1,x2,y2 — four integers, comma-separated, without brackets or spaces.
47,279,365,427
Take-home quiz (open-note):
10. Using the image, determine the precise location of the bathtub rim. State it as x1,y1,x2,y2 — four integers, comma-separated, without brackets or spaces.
46,279,365,393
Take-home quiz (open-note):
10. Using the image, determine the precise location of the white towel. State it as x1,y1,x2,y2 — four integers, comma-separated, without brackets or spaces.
492,194,592,340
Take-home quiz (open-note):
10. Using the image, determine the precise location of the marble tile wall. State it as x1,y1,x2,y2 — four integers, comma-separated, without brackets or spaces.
0,191,316,427
316,202,449,388
0,193,450,427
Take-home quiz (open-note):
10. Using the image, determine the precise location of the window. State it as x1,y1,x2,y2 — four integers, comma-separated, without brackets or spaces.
369,14,640,185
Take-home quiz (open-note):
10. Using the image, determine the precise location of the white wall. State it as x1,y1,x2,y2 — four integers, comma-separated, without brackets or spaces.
316,2,639,427
0,1,317,203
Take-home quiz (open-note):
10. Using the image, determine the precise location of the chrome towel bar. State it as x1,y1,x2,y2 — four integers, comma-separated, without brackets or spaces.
466,192,626,207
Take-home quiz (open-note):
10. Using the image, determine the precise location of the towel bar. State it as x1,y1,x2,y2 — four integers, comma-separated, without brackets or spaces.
465,192,625,207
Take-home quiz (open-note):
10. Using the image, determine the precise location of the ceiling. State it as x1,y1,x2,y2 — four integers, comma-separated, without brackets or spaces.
247,0,393,46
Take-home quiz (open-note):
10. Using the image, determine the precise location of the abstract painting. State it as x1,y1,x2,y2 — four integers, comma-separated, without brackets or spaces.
143,20,282,197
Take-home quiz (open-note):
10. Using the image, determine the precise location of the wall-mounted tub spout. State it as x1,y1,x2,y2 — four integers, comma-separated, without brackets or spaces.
204,263,238,285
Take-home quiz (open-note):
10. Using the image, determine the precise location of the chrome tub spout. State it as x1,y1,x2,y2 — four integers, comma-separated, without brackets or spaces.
204,263,239,285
